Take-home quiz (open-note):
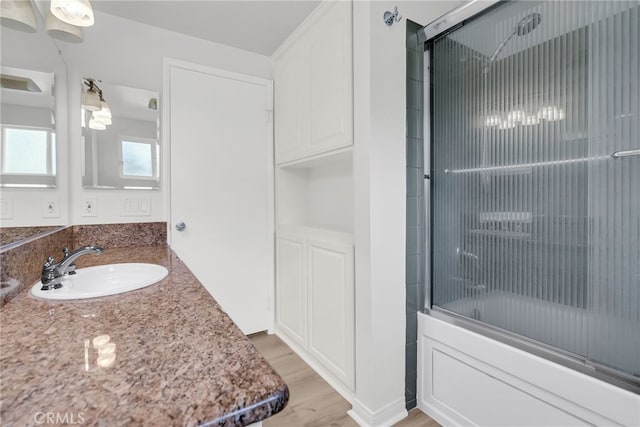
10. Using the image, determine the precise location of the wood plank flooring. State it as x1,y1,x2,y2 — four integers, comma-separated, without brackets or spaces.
249,332,440,427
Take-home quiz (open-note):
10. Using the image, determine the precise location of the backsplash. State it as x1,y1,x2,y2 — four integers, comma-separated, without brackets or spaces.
73,222,167,248
0,227,74,306
0,222,167,306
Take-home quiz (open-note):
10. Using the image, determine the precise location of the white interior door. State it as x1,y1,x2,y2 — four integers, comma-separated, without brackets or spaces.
166,61,273,334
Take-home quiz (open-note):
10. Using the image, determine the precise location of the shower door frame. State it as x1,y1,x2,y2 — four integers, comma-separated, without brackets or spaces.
420,0,640,394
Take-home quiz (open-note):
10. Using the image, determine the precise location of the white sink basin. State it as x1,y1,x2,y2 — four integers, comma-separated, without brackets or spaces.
31,263,169,300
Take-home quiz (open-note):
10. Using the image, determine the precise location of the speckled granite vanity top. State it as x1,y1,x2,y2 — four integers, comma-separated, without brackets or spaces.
0,245,288,426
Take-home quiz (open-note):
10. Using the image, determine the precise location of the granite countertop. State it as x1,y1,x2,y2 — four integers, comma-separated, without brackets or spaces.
0,245,288,426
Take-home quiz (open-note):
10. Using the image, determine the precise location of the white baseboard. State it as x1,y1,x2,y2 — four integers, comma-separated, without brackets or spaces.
275,327,354,403
416,400,459,427
347,398,407,427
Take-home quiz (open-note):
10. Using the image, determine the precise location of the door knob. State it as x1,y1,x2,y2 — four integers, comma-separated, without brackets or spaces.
175,222,186,231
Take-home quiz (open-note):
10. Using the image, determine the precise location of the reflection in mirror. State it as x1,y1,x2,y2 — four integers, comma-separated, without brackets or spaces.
82,81,160,190
0,65,56,188
0,225,64,249
1,0,68,239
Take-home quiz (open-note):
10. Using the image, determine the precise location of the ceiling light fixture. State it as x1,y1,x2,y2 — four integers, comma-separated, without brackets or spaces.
0,0,38,33
50,0,94,27
46,11,83,43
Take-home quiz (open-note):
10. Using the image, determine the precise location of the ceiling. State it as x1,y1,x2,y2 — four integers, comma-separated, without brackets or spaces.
91,1,321,56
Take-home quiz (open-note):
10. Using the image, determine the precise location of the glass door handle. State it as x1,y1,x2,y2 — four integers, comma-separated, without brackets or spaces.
611,149,640,159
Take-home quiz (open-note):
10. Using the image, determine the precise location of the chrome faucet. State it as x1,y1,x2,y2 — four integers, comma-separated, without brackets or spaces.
40,246,104,290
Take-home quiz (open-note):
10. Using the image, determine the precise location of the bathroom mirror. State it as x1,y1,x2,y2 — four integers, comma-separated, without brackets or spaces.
0,2,69,242
82,81,160,190
1,70,57,189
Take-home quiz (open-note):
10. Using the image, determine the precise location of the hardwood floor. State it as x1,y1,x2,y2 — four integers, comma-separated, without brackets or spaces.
249,332,439,427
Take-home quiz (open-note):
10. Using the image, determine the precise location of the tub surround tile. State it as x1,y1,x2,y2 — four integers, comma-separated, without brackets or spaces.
0,245,289,426
73,222,167,248
406,19,425,410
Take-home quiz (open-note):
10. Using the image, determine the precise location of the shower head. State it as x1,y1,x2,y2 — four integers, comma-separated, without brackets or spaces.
516,13,542,36
484,12,543,73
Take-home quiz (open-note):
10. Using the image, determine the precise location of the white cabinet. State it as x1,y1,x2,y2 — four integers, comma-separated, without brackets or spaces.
275,227,354,393
308,239,354,389
273,41,307,163
275,233,306,348
273,1,352,165
273,0,355,401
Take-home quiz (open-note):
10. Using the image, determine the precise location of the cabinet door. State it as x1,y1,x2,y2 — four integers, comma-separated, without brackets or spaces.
274,42,307,164
307,2,353,155
275,234,307,347
307,239,354,389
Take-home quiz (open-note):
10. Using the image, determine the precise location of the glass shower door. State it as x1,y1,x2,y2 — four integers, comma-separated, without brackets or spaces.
428,0,639,383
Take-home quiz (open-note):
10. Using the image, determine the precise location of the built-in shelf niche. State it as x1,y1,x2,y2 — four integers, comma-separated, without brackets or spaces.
276,148,353,236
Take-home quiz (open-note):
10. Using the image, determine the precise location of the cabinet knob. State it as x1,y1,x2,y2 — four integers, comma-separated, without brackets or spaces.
175,222,186,232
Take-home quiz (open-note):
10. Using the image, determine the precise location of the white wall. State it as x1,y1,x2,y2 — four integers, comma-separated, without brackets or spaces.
351,1,462,425
62,11,272,225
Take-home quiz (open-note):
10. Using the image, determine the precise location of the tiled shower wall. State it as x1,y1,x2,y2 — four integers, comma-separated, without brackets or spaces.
405,20,426,410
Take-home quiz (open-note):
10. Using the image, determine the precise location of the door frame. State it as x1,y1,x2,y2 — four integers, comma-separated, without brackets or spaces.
161,57,275,332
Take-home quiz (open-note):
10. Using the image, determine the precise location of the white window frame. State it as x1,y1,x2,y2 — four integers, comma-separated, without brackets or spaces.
0,124,56,187
118,135,159,181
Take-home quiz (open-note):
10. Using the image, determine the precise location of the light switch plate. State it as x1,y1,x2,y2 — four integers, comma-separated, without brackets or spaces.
121,198,151,217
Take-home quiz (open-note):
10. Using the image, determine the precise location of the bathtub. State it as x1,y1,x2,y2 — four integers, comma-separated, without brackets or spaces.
417,307,640,426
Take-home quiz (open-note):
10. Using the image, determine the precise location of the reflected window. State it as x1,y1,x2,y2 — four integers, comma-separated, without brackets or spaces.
120,137,157,179
1,125,56,175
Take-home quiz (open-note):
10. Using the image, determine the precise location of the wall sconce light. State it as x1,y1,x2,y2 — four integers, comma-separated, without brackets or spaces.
92,95,112,125
485,106,564,130
50,0,94,27
0,0,38,33
537,106,565,121
82,78,101,111
83,78,112,130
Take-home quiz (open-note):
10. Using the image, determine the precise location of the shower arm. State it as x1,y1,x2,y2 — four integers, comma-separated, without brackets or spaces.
489,29,518,64
611,148,640,159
